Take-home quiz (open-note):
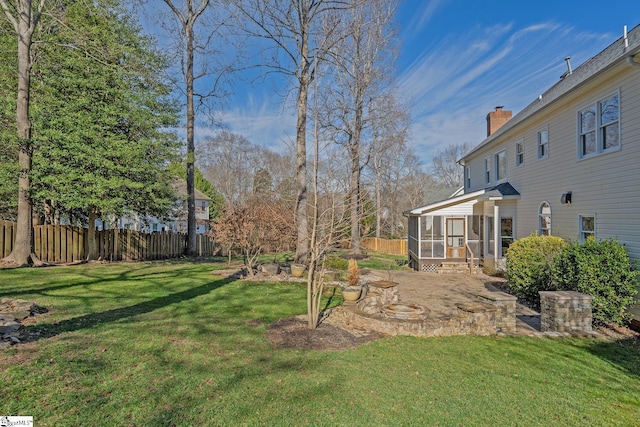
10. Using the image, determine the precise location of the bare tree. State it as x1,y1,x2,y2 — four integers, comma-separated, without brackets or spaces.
429,142,474,188
197,131,296,207
210,200,295,277
160,0,231,256
321,0,399,255
367,92,409,238
231,0,352,264
0,0,47,266
306,78,350,329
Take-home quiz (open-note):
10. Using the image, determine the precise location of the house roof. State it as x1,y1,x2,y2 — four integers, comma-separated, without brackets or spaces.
405,182,520,216
172,180,211,201
423,186,463,205
404,189,485,216
480,182,520,199
461,23,640,161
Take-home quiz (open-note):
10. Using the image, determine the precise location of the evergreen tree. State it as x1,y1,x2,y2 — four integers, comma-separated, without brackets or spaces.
27,0,180,259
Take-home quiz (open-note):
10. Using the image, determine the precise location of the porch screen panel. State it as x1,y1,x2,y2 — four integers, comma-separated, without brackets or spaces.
420,215,444,258
408,216,419,257
467,215,483,258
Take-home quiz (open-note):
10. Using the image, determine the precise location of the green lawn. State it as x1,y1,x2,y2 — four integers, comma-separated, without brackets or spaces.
0,260,638,426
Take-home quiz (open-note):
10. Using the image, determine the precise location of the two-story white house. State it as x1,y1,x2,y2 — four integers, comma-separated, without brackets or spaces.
115,180,211,234
406,24,640,277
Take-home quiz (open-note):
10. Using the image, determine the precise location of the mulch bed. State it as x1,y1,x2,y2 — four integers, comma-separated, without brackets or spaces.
267,316,383,350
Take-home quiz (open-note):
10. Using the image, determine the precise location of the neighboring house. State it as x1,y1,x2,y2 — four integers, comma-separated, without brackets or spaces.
114,181,211,234
406,24,640,278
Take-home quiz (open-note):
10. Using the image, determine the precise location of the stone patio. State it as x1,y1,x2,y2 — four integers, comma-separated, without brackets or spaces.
326,269,595,338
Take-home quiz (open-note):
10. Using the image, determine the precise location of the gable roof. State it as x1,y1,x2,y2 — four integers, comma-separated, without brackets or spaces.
461,23,640,161
405,182,520,216
172,180,211,201
480,182,520,199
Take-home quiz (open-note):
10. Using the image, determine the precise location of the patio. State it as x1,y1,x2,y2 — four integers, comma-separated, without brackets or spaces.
327,269,549,337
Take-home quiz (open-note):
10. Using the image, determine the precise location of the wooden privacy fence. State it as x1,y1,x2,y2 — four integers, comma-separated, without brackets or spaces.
0,221,217,263
360,237,408,256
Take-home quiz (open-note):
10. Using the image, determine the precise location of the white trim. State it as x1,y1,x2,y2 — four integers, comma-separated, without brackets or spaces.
406,189,485,215
494,149,507,183
578,213,596,243
484,156,491,184
576,90,621,159
515,138,525,167
539,201,551,236
537,126,549,159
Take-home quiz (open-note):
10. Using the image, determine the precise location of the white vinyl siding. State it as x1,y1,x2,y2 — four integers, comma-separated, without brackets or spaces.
459,58,640,260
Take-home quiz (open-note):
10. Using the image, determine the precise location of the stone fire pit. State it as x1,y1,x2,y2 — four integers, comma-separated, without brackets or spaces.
382,303,427,320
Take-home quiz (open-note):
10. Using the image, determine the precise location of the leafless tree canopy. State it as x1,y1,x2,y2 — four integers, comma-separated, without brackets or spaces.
429,142,474,188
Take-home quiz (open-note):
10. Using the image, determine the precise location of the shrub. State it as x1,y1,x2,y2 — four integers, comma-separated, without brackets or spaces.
552,238,639,325
347,259,360,286
505,234,568,307
324,255,349,270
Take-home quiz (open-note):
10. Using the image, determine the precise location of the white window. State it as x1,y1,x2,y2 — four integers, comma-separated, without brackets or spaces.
579,215,595,243
495,150,506,181
501,217,513,256
539,202,551,236
485,157,491,184
578,93,620,158
538,129,549,159
515,140,524,166
465,166,471,189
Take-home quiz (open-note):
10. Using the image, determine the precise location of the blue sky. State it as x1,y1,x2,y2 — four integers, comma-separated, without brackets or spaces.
142,1,640,169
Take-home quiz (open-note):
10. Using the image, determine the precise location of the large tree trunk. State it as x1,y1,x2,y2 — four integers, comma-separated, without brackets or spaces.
87,207,98,260
185,20,197,257
375,171,381,238
349,98,364,255
294,29,309,264
7,2,36,266
349,144,361,255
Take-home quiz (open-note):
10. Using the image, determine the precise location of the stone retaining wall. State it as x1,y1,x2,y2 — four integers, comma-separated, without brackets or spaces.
336,301,498,338
539,291,592,333
476,292,517,333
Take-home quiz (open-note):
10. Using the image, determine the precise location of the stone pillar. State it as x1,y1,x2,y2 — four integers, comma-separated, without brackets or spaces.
539,291,592,333
477,292,517,333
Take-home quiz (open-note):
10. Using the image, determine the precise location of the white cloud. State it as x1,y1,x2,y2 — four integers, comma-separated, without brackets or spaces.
399,21,617,164
403,0,446,37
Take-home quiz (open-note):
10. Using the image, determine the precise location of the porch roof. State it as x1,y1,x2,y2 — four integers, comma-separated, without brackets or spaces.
404,182,520,216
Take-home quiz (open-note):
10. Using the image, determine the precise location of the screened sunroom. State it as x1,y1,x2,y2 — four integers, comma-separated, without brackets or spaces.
405,183,519,273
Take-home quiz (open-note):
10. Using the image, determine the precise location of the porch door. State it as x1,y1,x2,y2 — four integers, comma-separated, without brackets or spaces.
446,218,466,259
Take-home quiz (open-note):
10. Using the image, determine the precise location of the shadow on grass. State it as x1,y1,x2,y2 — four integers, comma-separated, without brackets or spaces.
23,277,233,342
587,337,640,378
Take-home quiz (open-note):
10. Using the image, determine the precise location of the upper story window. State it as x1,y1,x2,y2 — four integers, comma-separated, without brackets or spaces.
515,140,524,166
465,166,471,189
539,202,551,236
484,157,491,184
538,128,549,159
578,93,620,159
495,150,506,181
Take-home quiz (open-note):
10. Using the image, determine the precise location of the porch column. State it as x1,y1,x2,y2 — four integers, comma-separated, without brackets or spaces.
493,205,500,259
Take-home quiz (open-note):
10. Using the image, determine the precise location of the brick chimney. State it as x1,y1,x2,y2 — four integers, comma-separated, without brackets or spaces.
486,106,512,137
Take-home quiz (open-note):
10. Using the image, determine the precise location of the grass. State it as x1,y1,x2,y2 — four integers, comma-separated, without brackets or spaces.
0,259,639,426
